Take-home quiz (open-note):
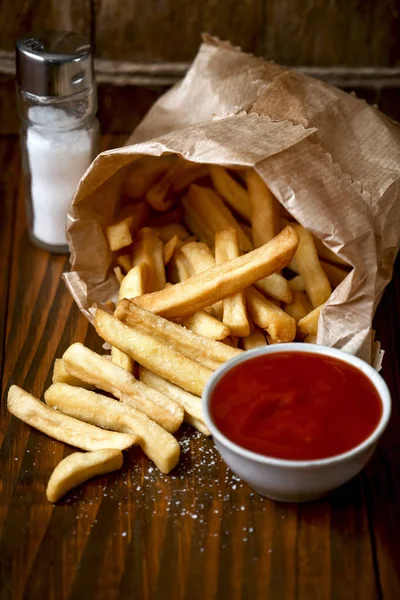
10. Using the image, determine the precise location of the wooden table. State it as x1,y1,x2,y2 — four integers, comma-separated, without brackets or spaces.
0,133,399,600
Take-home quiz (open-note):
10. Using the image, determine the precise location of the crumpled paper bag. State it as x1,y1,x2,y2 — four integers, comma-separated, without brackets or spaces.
64,36,400,368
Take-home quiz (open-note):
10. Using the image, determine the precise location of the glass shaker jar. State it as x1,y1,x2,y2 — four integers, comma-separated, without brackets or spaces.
16,31,99,253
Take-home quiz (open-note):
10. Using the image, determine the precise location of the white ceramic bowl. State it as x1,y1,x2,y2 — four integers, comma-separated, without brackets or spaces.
202,344,391,503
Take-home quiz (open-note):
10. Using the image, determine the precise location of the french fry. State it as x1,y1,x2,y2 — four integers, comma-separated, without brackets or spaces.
111,346,134,373
94,310,213,397
139,367,210,436
7,385,139,451
114,266,124,284
106,202,149,252
265,333,280,345
52,358,95,389
183,209,215,247
292,224,332,308
246,286,296,342
45,384,180,474
284,291,313,322
133,226,299,318
242,328,267,350
132,228,166,293
182,184,253,252
46,449,123,503
167,249,192,283
288,274,305,291
254,273,292,304
116,254,132,273
304,334,317,344
154,223,190,243
172,163,209,193
246,170,281,246
163,235,179,265
313,236,348,267
122,155,174,199
115,299,241,370
119,264,147,301
63,343,183,432
181,311,230,340
180,241,223,318
209,165,251,221
146,160,208,212
321,260,349,288
215,229,250,337
297,305,322,336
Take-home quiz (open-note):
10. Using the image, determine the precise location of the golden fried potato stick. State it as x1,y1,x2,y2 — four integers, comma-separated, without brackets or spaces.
215,229,250,337
181,311,230,340
139,367,210,436
253,273,292,304
111,347,134,373
313,236,348,267
53,359,95,389
182,184,253,252
163,235,179,265
132,228,166,293
155,223,190,243
146,160,208,212
47,449,123,503
246,286,296,342
246,170,281,246
304,334,317,344
265,333,280,345
114,299,241,370
209,165,251,221
284,290,313,322
94,310,213,397
114,266,124,284
288,274,305,291
180,241,223,318
45,384,180,474
320,260,349,288
133,226,299,319
297,305,322,337
116,254,132,273
119,264,147,301
167,249,192,284
106,202,149,252
63,343,183,432
183,209,215,247
115,265,147,372
242,328,267,350
7,385,138,451
122,154,175,199
292,224,332,308
172,163,209,193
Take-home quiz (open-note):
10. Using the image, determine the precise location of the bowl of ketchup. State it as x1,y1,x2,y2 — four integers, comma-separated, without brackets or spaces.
202,344,391,502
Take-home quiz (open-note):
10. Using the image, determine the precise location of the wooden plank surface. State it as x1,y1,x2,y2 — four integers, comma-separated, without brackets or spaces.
0,0,91,50
1,0,399,66
0,129,399,599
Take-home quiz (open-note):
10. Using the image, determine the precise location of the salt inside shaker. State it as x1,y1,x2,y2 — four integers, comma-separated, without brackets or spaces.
16,31,99,253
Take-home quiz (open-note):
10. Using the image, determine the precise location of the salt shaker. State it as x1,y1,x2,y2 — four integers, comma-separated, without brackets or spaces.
16,31,99,253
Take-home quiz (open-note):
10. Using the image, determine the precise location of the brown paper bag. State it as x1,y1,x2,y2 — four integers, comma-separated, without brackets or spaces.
65,37,400,367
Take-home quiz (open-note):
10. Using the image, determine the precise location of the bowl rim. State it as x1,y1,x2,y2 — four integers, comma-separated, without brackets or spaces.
202,343,391,468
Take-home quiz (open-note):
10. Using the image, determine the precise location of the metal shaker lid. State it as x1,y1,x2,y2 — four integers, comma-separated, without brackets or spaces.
16,31,94,97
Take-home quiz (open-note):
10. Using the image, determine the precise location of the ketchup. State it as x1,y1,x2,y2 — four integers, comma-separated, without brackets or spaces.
209,352,382,461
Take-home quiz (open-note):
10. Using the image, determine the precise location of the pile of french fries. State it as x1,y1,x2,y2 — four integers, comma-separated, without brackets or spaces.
8,155,350,502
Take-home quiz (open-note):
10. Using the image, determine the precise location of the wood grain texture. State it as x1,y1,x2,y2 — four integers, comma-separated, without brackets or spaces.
94,0,264,62
263,0,400,66
0,126,399,599
0,0,92,50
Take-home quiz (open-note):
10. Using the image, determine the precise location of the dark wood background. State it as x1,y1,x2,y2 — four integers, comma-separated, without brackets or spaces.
1,2,400,598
